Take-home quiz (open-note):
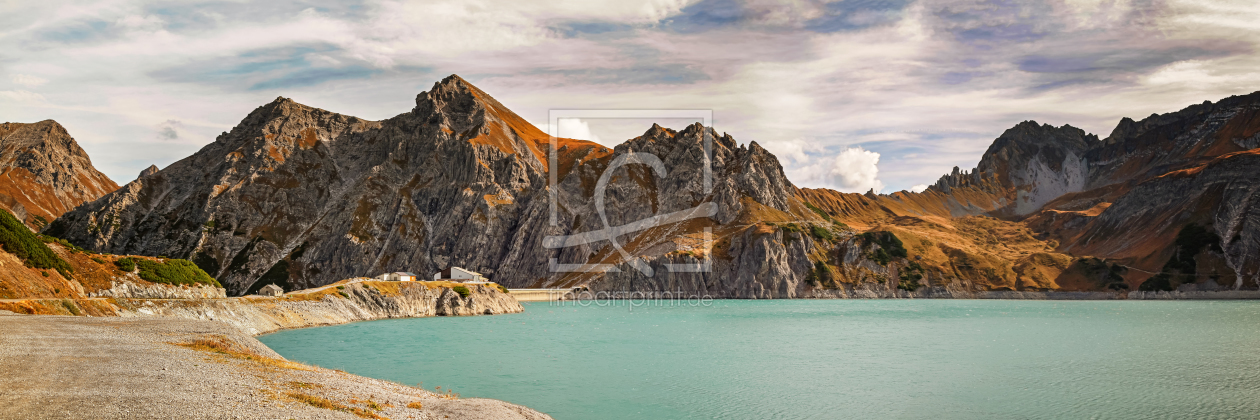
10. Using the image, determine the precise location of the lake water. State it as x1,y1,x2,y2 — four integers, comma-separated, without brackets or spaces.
259,300,1260,419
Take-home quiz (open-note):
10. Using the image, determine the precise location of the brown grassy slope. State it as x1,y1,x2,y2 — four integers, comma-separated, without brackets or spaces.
0,241,197,300
797,182,1125,291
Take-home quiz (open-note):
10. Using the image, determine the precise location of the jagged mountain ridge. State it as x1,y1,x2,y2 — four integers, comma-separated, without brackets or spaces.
49,75,804,296
0,121,118,228
46,75,1260,296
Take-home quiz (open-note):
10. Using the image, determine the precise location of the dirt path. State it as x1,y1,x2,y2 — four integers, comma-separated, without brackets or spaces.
0,314,551,420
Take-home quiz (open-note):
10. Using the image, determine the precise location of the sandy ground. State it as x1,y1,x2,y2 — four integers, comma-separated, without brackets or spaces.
0,313,552,420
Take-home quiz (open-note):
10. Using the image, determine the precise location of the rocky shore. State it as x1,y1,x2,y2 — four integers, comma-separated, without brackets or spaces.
0,314,550,420
0,280,539,419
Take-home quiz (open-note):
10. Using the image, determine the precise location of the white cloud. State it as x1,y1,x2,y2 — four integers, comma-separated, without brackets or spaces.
156,119,183,140
1,0,1257,190
10,74,48,87
829,147,885,193
759,138,817,164
538,118,604,144
0,90,47,103
909,184,929,193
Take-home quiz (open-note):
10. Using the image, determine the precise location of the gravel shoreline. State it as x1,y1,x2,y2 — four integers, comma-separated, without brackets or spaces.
0,314,552,420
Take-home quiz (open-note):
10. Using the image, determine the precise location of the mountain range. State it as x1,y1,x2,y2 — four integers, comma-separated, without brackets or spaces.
6,75,1258,297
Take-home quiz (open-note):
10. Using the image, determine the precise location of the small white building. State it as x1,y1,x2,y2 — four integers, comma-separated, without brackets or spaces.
259,284,284,297
376,272,417,282
433,267,487,283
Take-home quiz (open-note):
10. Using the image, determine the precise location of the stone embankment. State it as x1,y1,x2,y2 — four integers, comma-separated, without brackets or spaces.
799,285,1123,299
114,281,523,335
1127,290,1260,299
89,281,228,299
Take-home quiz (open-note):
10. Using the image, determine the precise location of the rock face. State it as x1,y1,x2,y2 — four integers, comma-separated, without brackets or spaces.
46,75,1260,297
973,121,1098,216
0,121,118,228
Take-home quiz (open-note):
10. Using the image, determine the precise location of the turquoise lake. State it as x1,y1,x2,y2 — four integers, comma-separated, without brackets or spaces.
258,300,1260,419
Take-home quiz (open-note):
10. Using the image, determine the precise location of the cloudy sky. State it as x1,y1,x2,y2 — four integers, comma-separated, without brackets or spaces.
2,0,1258,193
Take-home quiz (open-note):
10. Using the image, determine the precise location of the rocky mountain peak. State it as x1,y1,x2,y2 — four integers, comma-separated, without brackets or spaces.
0,120,118,228
411,74,551,169
642,123,674,139
976,121,1095,185
139,165,160,178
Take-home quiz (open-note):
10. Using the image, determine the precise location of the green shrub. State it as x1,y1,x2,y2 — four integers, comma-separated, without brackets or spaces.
61,300,81,316
496,284,509,294
0,209,73,278
805,202,832,221
871,248,891,266
135,258,221,287
861,231,907,264
805,261,836,288
898,261,925,291
1139,224,1222,291
1166,224,1221,275
38,235,88,253
452,286,471,298
336,285,345,290
115,257,136,272
780,223,802,234
805,202,852,231
810,225,833,242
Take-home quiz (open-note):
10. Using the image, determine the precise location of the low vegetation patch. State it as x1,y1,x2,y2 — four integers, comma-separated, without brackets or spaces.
0,209,74,278
407,401,423,410
805,261,837,289
452,285,471,298
286,392,384,419
287,381,320,389
174,335,309,371
805,202,851,231
898,261,925,291
115,257,137,272
60,299,82,316
1140,224,1222,292
136,258,222,287
810,225,834,242
861,231,908,266
495,283,509,294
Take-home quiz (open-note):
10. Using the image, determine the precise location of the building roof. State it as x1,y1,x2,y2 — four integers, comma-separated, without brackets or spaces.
437,267,484,278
